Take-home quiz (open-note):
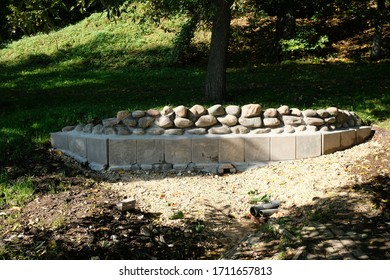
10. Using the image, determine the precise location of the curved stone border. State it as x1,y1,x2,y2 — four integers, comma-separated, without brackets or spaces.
60,105,366,137
51,126,372,173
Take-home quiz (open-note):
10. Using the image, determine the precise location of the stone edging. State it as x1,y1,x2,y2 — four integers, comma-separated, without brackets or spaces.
51,126,372,173
61,104,365,136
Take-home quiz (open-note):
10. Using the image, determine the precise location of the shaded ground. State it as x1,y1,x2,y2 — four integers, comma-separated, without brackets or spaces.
224,127,390,260
0,127,389,260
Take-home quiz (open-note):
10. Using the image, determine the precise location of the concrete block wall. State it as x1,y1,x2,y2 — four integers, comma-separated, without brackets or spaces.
51,126,372,171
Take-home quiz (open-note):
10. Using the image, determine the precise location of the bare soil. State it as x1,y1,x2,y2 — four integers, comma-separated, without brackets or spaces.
0,127,389,260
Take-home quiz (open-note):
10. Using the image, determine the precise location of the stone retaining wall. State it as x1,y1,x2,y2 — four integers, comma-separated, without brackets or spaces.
51,104,372,173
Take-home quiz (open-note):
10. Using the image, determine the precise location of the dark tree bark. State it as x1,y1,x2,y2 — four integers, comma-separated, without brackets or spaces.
205,0,234,102
371,0,385,60
272,11,296,63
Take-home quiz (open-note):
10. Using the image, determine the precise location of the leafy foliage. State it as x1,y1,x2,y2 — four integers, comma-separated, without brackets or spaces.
280,25,329,58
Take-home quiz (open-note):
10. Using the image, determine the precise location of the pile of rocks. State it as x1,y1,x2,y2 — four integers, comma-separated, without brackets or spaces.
62,104,365,136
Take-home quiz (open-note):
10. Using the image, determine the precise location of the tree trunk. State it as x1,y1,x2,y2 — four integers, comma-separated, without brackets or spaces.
272,11,296,63
205,0,234,102
371,0,385,60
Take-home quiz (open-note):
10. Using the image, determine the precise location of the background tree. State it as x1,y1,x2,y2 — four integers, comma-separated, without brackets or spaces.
205,0,234,102
80,0,235,101
371,0,387,60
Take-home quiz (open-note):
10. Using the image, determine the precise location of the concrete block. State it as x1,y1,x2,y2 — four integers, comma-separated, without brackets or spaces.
50,132,68,151
89,162,106,171
137,139,164,164
116,198,136,212
233,163,250,172
108,165,133,171
109,138,137,166
165,138,192,164
340,129,356,149
218,163,237,174
219,137,245,163
322,131,341,155
356,126,372,144
245,137,270,162
140,164,153,170
173,164,189,171
270,135,295,160
190,163,219,173
192,138,219,163
87,137,108,166
68,133,87,158
296,134,321,159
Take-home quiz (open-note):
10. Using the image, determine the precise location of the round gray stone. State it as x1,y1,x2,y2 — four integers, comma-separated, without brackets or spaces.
230,125,250,134
282,115,304,126
271,128,284,134
290,108,302,117
102,118,119,127
92,124,104,134
251,128,271,134
132,110,146,118
317,109,330,118
325,116,336,124
74,124,85,132
174,117,193,128
225,105,241,116
146,127,165,135
186,128,207,134
83,124,94,133
284,125,295,133
303,109,318,117
238,117,262,128
165,129,184,135
207,104,226,116
146,109,161,117
241,104,262,118
263,108,278,118
189,105,207,117
277,105,290,115
121,117,138,127
305,117,325,126
117,110,130,120
217,115,238,126
62,126,75,132
155,115,174,128
174,105,188,118
138,116,155,128
130,128,145,135
326,107,339,116
209,126,232,134
104,126,116,135
161,106,173,116
195,115,218,127
263,117,281,127
116,125,131,135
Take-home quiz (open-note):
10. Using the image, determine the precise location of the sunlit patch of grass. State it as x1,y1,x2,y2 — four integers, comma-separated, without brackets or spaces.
0,172,35,209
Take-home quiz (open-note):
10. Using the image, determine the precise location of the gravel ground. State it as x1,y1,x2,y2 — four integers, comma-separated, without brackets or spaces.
105,128,386,253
